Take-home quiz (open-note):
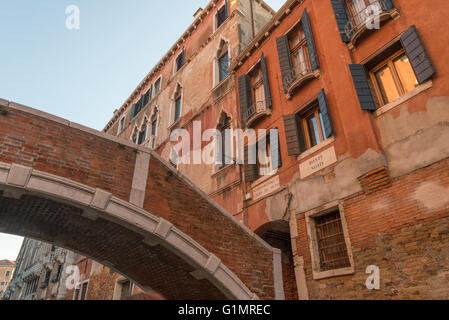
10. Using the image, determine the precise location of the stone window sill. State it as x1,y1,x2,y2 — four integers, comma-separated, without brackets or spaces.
374,81,433,117
297,137,335,162
313,266,355,280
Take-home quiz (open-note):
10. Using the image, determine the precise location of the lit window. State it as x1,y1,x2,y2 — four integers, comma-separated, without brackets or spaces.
370,50,418,105
300,102,328,149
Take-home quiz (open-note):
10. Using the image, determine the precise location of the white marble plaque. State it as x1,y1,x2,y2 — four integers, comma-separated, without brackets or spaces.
300,147,337,179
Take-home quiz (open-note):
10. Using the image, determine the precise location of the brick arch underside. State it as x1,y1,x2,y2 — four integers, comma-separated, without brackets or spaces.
0,191,230,300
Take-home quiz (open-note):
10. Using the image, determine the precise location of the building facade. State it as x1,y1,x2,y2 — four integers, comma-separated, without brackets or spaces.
0,260,15,299
231,0,449,299
4,238,78,300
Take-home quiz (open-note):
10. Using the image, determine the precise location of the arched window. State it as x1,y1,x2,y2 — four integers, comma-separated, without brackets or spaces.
216,113,232,169
149,107,159,149
215,39,230,86
171,83,182,125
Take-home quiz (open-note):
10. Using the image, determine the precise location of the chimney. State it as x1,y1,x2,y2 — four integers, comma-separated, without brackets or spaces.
193,7,203,20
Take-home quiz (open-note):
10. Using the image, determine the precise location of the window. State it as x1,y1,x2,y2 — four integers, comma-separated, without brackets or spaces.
176,49,185,72
249,65,265,114
119,117,125,134
172,85,182,124
5,270,10,277
80,282,88,300
218,51,229,82
174,97,182,123
301,102,329,149
54,265,62,282
151,118,158,149
217,114,231,169
170,148,179,168
288,24,310,78
314,210,351,272
120,280,132,300
154,77,161,95
283,89,333,156
305,203,354,279
276,9,318,95
345,0,383,27
216,2,228,29
369,50,418,105
138,120,147,145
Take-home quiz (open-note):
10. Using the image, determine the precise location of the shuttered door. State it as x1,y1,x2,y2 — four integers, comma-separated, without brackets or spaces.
400,25,436,84
330,0,351,43
276,36,294,92
349,64,377,111
302,9,319,71
238,75,253,127
283,114,306,156
260,52,272,109
244,145,259,183
317,89,334,138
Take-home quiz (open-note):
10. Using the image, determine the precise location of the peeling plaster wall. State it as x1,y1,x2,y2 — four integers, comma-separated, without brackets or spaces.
376,96,449,177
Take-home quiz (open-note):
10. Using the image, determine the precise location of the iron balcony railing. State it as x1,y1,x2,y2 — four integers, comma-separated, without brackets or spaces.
344,0,391,39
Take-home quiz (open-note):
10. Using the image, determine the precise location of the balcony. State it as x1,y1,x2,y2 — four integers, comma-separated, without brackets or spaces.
22,263,43,281
344,0,399,49
43,252,55,270
284,60,320,99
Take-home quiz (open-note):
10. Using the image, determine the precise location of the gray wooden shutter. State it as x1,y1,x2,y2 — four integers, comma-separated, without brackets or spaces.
330,0,351,43
283,114,306,156
276,36,294,93
225,0,229,17
244,145,259,183
383,0,395,11
400,25,435,84
317,89,334,138
302,9,319,71
238,75,253,128
349,64,377,111
260,52,272,109
270,128,282,171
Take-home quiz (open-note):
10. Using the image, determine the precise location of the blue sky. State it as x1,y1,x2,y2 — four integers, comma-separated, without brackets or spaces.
0,0,285,261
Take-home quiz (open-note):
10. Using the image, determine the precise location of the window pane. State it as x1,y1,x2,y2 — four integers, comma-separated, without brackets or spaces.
292,46,307,77
319,111,328,140
307,115,321,147
394,54,418,93
375,65,400,104
219,52,229,82
175,97,181,121
151,119,157,136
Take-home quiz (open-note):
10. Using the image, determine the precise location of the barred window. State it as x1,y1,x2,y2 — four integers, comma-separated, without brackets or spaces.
314,210,351,271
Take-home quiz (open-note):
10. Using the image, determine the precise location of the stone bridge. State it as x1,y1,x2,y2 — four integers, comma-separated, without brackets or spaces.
0,99,284,300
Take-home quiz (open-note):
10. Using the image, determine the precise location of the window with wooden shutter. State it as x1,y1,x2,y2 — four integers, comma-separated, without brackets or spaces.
244,144,259,183
400,25,435,85
283,114,305,156
238,75,253,128
276,36,294,92
260,52,272,109
330,0,351,43
349,64,377,111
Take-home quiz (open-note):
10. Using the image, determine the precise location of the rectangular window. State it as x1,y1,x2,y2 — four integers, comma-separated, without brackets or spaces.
369,49,418,106
216,5,228,29
174,96,182,122
314,210,351,272
288,24,310,78
154,78,161,95
119,117,125,134
176,49,185,72
300,102,328,149
80,282,88,300
54,265,62,282
218,51,229,82
120,280,132,300
5,271,10,277
249,65,265,114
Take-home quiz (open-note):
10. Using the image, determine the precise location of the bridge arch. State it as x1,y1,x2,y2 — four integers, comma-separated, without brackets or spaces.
0,99,284,300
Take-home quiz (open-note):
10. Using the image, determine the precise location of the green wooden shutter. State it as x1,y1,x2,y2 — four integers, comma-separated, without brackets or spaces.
131,104,137,120
283,114,306,156
317,89,334,138
302,9,319,71
276,36,295,93
330,0,351,43
400,25,436,84
349,64,377,111
260,52,272,109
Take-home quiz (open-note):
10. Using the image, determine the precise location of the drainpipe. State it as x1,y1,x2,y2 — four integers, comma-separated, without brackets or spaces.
249,0,256,39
